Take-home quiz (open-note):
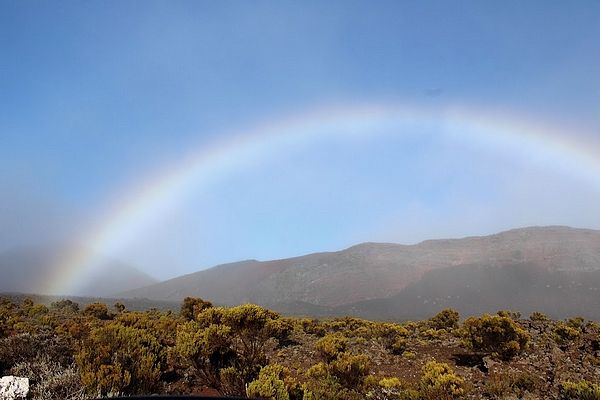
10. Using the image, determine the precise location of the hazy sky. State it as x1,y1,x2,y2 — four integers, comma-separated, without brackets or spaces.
2,1,600,279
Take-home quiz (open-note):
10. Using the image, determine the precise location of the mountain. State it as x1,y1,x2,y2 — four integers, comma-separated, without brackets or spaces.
0,244,158,297
119,226,600,320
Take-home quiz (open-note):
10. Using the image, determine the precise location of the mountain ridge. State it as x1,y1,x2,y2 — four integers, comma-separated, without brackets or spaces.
119,225,600,319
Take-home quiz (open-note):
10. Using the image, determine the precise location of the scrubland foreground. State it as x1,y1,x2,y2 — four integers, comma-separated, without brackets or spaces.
0,297,599,400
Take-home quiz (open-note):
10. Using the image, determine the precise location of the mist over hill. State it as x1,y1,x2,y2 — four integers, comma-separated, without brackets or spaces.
0,244,158,297
120,226,600,320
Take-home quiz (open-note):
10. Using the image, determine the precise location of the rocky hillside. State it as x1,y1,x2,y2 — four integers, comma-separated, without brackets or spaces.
120,226,600,319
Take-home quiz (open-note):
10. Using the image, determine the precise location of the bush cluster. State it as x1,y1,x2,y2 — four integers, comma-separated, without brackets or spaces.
461,314,530,360
1,297,598,400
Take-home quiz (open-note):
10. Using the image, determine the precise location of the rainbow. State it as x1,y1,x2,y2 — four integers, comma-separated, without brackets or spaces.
45,102,600,295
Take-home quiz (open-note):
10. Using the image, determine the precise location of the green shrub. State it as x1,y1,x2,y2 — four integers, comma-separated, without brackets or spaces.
302,362,361,400
175,322,236,390
175,303,285,395
180,296,212,320
377,323,409,354
422,328,447,341
429,309,460,330
420,361,465,400
559,380,600,400
391,337,408,354
367,377,419,400
496,310,521,320
379,377,402,389
82,303,112,320
76,323,162,396
247,364,298,400
461,314,529,360
328,353,370,388
315,333,348,362
303,363,343,400
554,322,581,348
51,299,80,315
567,317,586,330
529,311,549,323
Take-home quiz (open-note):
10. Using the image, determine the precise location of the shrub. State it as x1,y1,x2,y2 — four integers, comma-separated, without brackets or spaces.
379,377,402,389
567,317,586,329
267,317,294,344
297,318,326,336
429,309,460,330
496,310,521,320
328,353,370,388
247,364,296,400
175,304,285,395
302,363,360,400
115,310,179,345
422,328,447,341
392,337,408,354
529,311,549,323
51,299,80,314
367,377,420,400
113,302,126,313
0,332,74,374
420,361,465,400
76,323,162,396
315,333,348,362
559,380,600,400
28,304,49,318
11,356,85,400
554,322,581,348
461,314,529,360
510,372,538,396
175,322,236,390
180,297,212,320
377,323,409,354
82,303,112,320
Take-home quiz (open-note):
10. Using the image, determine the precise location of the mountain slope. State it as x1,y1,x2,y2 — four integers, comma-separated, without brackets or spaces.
339,261,600,320
120,226,600,319
0,244,158,297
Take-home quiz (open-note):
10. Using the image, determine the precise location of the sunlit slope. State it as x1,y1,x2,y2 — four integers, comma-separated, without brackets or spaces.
120,226,600,318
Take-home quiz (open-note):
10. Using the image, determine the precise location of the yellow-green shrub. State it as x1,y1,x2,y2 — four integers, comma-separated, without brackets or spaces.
529,311,549,323
420,361,465,400
76,323,162,396
328,353,370,388
175,303,285,395
179,296,212,321
559,380,600,400
461,314,529,360
554,322,581,348
429,309,460,331
82,303,112,320
315,333,348,362
247,364,300,400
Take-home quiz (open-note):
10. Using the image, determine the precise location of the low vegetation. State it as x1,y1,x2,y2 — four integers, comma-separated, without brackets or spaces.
0,297,599,399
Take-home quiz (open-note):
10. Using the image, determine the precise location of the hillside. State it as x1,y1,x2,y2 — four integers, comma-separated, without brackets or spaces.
2,296,599,400
120,226,600,319
0,244,158,297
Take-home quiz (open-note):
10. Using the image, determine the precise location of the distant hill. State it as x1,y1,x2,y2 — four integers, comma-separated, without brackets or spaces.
0,244,158,297
120,226,600,319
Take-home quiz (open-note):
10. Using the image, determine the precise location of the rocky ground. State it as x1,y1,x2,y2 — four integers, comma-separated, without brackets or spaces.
266,316,600,399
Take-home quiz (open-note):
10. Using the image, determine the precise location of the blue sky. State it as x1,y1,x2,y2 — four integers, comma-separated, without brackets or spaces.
2,1,600,279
